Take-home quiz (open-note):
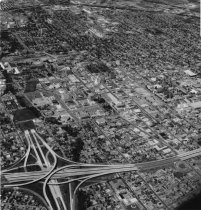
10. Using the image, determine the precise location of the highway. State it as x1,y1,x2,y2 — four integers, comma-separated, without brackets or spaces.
3,129,66,210
2,129,201,210
32,130,67,210
40,146,201,210
3,147,201,184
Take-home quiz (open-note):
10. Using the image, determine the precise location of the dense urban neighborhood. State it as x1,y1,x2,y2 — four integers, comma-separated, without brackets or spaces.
0,0,201,210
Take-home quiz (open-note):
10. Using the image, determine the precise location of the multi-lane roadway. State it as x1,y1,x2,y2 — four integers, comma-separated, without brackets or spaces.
2,129,201,210
3,147,201,184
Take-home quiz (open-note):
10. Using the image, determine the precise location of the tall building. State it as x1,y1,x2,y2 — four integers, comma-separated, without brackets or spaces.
0,78,6,95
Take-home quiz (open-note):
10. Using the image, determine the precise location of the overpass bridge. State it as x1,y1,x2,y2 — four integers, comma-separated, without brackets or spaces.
4,148,201,184
2,129,201,210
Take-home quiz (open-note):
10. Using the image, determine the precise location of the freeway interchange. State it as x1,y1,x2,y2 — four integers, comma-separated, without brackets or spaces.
2,129,201,210
1,1,201,209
